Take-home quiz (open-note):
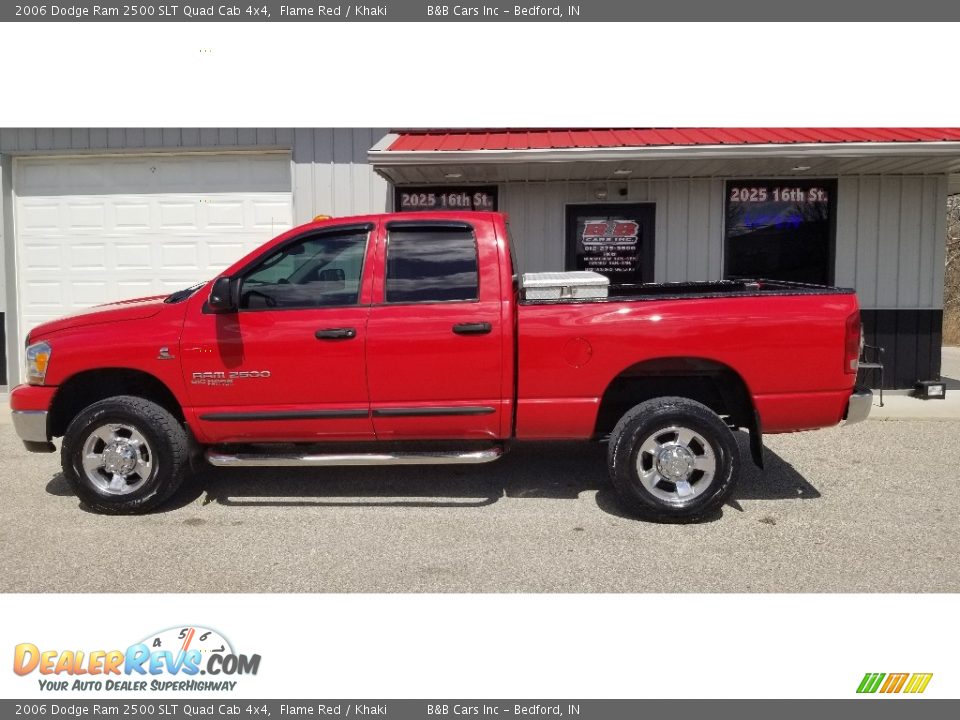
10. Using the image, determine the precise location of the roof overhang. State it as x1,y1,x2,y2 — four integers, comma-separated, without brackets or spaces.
370,133,960,184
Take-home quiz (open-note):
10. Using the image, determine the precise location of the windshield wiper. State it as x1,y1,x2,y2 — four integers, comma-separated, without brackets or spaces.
164,282,206,304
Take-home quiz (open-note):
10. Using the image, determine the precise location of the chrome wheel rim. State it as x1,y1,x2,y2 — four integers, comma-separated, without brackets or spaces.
81,423,154,496
635,425,717,506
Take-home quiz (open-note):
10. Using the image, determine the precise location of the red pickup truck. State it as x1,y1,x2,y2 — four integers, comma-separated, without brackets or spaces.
11,211,870,519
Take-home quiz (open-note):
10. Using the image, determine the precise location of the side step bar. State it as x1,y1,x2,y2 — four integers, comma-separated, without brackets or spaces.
206,446,506,468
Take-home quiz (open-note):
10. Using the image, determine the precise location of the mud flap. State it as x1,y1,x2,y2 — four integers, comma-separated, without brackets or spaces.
748,410,764,469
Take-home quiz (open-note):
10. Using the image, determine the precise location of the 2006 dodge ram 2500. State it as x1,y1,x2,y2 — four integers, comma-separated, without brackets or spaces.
11,211,871,518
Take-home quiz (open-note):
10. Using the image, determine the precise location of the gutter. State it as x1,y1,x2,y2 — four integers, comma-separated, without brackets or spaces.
369,139,960,167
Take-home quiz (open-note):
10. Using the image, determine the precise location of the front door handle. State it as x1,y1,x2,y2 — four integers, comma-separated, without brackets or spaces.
315,328,357,340
452,322,492,335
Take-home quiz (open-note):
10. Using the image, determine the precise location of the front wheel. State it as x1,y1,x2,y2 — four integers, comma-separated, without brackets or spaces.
61,396,191,514
607,397,740,520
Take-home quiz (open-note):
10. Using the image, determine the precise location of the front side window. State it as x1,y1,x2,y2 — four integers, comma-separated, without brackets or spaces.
385,227,479,303
240,230,368,309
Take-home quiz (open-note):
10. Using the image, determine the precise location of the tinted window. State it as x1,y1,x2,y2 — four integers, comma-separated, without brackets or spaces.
240,230,368,309
385,227,479,303
724,180,836,285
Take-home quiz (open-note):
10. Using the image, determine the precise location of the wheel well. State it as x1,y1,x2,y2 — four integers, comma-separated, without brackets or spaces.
594,358,757,438
48,369,185,438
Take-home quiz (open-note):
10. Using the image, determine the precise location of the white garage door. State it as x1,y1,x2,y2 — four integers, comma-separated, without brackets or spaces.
14,152,293,344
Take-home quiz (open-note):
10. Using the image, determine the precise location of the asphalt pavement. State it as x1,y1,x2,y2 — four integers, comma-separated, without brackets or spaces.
1,412,957,593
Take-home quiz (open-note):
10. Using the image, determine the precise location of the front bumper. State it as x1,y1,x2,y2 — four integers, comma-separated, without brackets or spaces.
843,388,873,425
10,384,56,452
12,410,49,443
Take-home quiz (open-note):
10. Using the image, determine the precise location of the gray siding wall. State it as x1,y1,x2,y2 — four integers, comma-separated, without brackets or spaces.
500,178,726,284
501,174,948,311
835,175,947,310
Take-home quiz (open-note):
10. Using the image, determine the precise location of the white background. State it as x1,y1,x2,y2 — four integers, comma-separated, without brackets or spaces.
0,20,957,700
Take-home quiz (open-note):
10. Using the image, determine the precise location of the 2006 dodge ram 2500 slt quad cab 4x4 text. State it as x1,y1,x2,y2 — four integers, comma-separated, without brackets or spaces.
11,211,871,518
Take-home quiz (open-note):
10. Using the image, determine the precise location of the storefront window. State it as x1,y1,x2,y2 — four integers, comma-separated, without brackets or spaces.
566,203,656,285
724,179,837,286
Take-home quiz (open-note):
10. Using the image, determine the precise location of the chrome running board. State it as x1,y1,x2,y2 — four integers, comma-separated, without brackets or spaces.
206,446,505,467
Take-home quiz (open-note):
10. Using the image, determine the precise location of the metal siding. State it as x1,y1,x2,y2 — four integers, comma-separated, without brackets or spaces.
36,129,54,151
17,129,35,152
292,128,316,223
88,128,108,149
499,178,721,283
918,176,937,307
932,175,948,307
651,180,669,281
876,177,901,308
897,177,922,308
199,128,219,147
708,178,725,279
854,177,881,308
666,179,689,282
1,155,15,383
125,128,146,148
834,176,859,289
686,179,711,280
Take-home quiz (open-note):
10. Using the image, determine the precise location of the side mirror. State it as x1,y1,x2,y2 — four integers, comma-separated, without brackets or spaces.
208,277,238,313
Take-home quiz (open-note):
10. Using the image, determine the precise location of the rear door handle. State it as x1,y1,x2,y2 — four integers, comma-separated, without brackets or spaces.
315,328,357,340
452,322,492,335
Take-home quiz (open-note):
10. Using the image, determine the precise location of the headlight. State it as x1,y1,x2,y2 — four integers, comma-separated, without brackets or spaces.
25,341,52,385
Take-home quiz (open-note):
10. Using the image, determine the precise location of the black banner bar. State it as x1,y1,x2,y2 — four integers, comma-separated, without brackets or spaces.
1,700,957,719
2,0,959,21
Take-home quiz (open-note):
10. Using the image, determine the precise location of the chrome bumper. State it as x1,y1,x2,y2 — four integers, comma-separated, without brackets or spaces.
12,410,49,443
843,389,873,426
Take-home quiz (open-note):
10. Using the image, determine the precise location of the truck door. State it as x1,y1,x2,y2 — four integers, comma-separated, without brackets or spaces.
181,223,377,443
365,219,505,440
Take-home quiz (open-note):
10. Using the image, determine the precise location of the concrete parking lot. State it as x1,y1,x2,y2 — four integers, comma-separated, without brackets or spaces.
1,405,958,593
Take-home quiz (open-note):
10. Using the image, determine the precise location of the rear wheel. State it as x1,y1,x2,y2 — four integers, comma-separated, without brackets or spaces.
607,397,739,520
61,396,190,514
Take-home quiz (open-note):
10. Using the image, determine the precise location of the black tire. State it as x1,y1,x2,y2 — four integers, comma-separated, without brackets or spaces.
607,396,740,520
61,395,191,514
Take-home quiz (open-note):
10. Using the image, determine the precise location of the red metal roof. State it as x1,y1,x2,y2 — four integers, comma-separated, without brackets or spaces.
386,128,960,152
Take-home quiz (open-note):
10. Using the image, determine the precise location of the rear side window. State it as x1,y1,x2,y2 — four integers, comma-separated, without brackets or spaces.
385,226,479,303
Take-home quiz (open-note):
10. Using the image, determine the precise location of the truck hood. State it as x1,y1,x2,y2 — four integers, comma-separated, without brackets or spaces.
27,295,169,341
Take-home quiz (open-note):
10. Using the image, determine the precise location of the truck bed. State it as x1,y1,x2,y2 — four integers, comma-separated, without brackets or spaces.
521,278,855,304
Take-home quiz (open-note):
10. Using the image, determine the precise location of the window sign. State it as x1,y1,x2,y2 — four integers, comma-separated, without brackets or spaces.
396,186,497,212
724,179,837,285
566,204,656,284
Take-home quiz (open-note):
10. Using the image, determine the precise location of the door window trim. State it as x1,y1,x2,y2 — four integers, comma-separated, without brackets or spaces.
380,222,481,306
235,223,375,313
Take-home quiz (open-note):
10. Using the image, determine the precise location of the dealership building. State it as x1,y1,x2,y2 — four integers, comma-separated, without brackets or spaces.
1,127,958,389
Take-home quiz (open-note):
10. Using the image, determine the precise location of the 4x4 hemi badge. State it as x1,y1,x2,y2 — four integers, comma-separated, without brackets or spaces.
857,672,933,694
192,370,272,387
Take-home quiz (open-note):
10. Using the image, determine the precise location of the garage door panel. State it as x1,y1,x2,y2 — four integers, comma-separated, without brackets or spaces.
15,153,293,345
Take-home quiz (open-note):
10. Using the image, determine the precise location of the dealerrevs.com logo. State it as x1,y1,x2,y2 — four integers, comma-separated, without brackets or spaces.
13,626,261,692
857,672,933,694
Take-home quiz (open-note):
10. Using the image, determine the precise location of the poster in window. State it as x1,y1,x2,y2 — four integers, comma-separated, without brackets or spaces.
566,204,655,285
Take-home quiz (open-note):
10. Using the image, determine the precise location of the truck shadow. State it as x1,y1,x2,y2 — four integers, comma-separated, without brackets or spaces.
45,434,819,522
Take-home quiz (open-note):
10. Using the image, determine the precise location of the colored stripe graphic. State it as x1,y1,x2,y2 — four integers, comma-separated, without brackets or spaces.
857,673,885,693
880,673,909,693
903,673,933,694
857,672,932,694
